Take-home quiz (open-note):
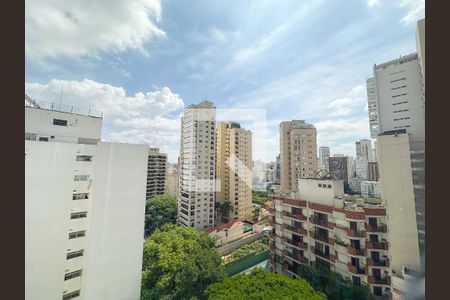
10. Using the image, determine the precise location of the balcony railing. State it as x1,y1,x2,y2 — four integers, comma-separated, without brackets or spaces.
347,246,366,256
346,228,366,238
366,241,389,250
283,224,307,235
368,276,391,285
310,231,335,245
310,246,336,263
348,263,367,275
283,250,309,264
309,216,334,229
367,258,390,267
365,224,388,233
284,238,308,249
283,211,307,221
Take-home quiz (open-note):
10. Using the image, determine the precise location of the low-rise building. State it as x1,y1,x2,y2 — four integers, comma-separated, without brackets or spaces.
269,178,392,297
206,220,252,246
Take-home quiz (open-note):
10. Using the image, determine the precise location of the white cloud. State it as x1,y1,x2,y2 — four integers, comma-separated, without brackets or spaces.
315,118,370,145
26,0,165,60
367,0,424,26
25,79,183,161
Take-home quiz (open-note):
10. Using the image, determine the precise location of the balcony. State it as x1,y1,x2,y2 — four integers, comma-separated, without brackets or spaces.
283,250,309,264
310,246,336,263
346,228,366,238
309,216,334,229
283,211,307,221
283,224,307,235
310,231,335,245
348,263,366,275
368,275,391,286
347,245,366,256
367,258,390,267
365,224,387,233
366,241,389,250
284,238,308,250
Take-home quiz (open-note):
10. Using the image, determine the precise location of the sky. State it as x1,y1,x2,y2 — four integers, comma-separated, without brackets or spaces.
25,0,425,163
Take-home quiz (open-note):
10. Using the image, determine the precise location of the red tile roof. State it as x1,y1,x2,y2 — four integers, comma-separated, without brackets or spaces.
206,220,242,233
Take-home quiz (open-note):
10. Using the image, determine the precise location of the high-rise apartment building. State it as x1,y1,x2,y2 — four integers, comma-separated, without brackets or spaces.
25,97,148,300
269,178,392,297
178,100,216,230
318,146,330,174
146,147,167,200
366,77,379,139
368,21,425,273
266,161,275,183
361,181,382,198
165,163,179,198
252,159,267,188
355,157,368,180
416,18,425,112
274,154,281,184
368,162,379,182
329,156,348,185
279,120,318,194
216,122,252,223
356,139,372,161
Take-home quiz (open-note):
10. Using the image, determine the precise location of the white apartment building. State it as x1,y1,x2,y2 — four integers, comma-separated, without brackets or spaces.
356,139,372,162
146,147,167,200
25,97,148,300
279,120,318,194
361,181,382,198
269,178,392,297
178,100,216,230
355,156,368,180
216,122,253,223
318,146,330,174
366,77,379,139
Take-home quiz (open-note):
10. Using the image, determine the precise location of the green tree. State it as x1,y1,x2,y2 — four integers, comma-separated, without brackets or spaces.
141,224,225,300
144,195,177,238
298,265,373,300
216,202,233,223
204,268,326,300
252,207,261,222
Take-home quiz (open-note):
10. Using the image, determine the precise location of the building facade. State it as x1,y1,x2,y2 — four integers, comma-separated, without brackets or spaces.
269,178,392,297
178,101,216,230
368,162,379,182
361,181,382,198
25,98,148,300
279,120,318,194
329,156,348,185
274,154,281,184
216,122,253,223
318,146,330,174
146,147,167,200
356,139,372,162
165,163,179,198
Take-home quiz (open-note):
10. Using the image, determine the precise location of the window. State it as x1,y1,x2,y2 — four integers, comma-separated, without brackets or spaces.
64,269,82,281
76,155,92,162
72,193,88,200
66,250,84,260
69,230,86,239
62,290,81,300
71,211,87,219
39,137,49,142
53,119,68,126
74,175,90,181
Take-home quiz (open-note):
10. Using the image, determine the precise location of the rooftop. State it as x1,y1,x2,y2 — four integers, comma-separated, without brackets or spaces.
25,94,103,118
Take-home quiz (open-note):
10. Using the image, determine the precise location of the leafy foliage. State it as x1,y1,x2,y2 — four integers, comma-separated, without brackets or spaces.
252,207,261,222
252,191,269,206
204,268,326,300
223,237,269,264
216,202,233,223
141,224,225,300
144,195,177,237
298,265,374,300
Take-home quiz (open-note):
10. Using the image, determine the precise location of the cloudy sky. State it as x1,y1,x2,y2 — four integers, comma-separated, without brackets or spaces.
25,0,424,163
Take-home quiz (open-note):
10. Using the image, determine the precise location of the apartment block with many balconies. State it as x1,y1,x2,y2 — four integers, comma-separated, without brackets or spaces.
146,147,167,200
269,178,392,297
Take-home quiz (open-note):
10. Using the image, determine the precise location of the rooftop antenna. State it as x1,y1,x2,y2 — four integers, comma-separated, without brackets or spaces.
59,84,64,106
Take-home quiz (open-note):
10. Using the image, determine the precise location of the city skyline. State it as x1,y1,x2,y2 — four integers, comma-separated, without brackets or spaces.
25,0,425,163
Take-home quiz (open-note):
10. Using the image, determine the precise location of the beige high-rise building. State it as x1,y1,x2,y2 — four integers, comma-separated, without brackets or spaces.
165,163,179,198
216,122,252,223
279,120,318,194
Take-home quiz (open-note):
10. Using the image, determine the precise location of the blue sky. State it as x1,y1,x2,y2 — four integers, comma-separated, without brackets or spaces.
25,0,424,163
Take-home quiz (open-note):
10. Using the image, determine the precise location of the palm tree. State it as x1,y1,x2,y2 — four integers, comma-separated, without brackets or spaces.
217,202,234,224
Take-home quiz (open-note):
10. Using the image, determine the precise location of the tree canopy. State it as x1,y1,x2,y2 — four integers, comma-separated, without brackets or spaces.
144,194,177,237
141,224,225,300
298,265,374,300
204,268,326,300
